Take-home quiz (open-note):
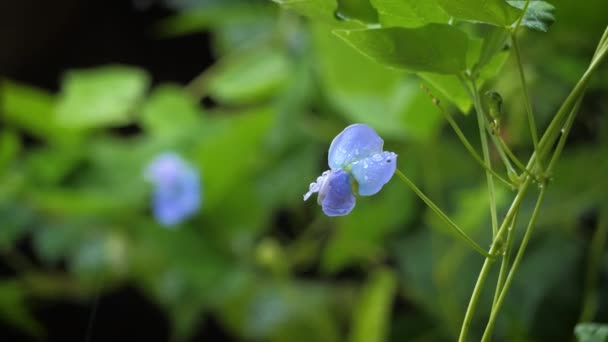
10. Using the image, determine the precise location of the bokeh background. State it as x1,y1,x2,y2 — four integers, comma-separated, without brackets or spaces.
1,0,607,341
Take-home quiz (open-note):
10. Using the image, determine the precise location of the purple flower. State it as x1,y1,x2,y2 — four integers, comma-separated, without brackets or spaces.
145,153,201,227
304,124,397,216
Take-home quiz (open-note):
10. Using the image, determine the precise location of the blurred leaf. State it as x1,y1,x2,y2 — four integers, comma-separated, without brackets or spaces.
141,84,203,140
1,80,79,143
273,0,340,23
0,280,42,338
220,279,339,342
575,323,608,342
436,0,522,27
196,107,274,208
55,65,150,128
333,24,469,74
370,0,449,27
350,269,397,342
0,130,20,173
508,0,555,32
336,0,378,24
208,49,291,104
157,3,272,37
323,178,414,272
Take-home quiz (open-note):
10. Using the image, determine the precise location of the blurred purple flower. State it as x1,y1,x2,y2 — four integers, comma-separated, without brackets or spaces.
304,124,397,216
145,153,200,227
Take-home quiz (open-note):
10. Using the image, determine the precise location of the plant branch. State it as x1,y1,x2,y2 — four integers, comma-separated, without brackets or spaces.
395,169,491,258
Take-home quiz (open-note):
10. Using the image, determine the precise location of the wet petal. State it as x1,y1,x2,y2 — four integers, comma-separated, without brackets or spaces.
350,151,397,196
328,124,384,169
320,169,356,216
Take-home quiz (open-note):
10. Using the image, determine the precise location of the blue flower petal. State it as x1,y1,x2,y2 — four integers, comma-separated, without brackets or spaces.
145,153,201,227
328,124,384,170
320,169,356,216
350,151,397,196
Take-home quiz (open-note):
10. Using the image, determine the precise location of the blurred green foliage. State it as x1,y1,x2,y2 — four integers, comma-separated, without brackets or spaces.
1,0,608,341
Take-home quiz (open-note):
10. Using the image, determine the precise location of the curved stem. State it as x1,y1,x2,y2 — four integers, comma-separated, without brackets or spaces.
481,186,547,342
471,78,499,239
395,169,491,258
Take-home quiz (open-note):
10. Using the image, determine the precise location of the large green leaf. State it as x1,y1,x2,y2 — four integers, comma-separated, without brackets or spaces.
350,270,397,342
436,0,522,27
55,65,150,128
508,1,555,32
369,0,449,27
333,24,469,74
313,24,443,140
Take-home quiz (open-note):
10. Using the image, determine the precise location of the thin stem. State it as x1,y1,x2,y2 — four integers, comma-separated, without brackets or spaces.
458,175,532,342
424,90,512,188
546,97,583,174
495,134,533,177
537,42,608,164
484,121,518,177
491,211,519,307
395,169,491,258
481,186,547,342
578,212,608,322
512,33,542,170
471,78,500,239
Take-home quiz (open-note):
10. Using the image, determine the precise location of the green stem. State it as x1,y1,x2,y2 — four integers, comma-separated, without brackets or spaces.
491,211,519,307
458,176,531,342
481,186,547,342
578,212,608,323
485,121,518,177
395,169,491,258
496,134,534,178
471,79,500,239
460,26,608,342
431,98,512,188
537,43,608,164
511,32,541,170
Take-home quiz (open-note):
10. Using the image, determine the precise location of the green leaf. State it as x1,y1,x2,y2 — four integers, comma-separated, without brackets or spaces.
477,26,510,70
208,49,291,104
418,73,471,113
272,0,340,23
436,0,522,27
575,323,608,342
336,0,378,23
1,80,80,143
333,24,469,74
369,0,449,28
141,84,204,140
313,24,444,139
508,0,555,32
0,280,43,338
195,107,274,209
55,65,150,128
350,270,397,342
